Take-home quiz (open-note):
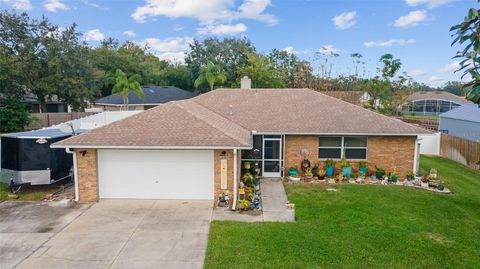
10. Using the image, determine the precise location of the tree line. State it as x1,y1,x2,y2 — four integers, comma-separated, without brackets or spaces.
0,9,475,119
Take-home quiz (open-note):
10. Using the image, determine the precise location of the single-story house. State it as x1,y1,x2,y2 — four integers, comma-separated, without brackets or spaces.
400,91,468,115
52,85,430,206
439,103,480,142
94,86,195,111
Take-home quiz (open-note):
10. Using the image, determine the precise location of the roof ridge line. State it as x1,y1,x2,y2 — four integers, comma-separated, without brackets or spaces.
174,100,251,146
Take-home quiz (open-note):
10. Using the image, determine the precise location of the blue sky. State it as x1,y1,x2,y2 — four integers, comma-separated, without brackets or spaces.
0,0,475,86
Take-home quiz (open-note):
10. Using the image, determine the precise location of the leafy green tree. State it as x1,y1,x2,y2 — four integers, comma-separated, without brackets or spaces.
379,54,402,79
194,62,227,91
0,98,32,133
358,77,391,110
111,69,144,110
0,11,97,111
186,37,256,87
450,5,480,104
237,53,285,88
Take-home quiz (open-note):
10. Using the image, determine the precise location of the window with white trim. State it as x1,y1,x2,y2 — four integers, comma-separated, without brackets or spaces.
318,136,367,160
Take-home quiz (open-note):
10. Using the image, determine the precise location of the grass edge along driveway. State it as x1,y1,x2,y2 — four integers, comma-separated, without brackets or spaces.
205,155,480,269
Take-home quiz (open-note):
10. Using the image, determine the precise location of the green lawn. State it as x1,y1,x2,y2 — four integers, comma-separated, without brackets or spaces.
205,156,480,269
401,114,439,120
0,182,59,202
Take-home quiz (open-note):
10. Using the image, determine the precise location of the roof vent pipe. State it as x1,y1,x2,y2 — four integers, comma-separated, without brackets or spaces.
240,76,251,89
228,105,234,116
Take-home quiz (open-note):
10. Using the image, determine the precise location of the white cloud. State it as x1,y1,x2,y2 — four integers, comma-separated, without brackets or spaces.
197,23,247,35
282,46,296,54
440,61,460,73
408,69,427,77
405,0,453,8
139,36,193,63
84,29,105,41
1,0,32,10
123,30,136,37
427,76,445,86
332,11,357,30
394,10,427,28
131,0,277,26
364,39,416,47
318,45,340,55
173,24,184,31
43,0,69,12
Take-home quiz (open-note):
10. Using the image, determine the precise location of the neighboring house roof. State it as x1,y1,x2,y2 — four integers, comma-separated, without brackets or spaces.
320,91,368,105
407,91,468,104
95,86,195,106
440,103,480,123
53,88,430,149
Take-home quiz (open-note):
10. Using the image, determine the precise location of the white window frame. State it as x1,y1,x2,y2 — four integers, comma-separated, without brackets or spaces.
318,136,368,161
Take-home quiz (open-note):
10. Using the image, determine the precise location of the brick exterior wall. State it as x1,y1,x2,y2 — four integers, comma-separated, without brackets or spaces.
75,148,99,203
213,149,240,207
284,135,318,175
283,135,416,178
367,136,416,177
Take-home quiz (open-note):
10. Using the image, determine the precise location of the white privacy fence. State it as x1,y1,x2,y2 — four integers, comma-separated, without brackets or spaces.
49,111,142,130
419,132,441,155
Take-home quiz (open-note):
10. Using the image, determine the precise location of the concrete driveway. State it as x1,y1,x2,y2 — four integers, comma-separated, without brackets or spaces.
0,201,89,269
16,200,213,269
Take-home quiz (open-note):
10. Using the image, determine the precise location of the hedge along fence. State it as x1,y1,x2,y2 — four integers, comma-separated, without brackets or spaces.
26,112,97,130
440,133,480,170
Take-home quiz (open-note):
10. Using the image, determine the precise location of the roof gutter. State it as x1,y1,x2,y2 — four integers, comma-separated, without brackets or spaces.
254,132,432,136
51,145,253,150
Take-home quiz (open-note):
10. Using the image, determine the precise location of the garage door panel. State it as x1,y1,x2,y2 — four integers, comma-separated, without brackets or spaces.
98,150,214,199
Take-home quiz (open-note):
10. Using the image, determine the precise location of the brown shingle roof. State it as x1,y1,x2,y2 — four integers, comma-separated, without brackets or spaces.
320,91,366,105
53,88,429,149
53,99,251,148
407,91,468,104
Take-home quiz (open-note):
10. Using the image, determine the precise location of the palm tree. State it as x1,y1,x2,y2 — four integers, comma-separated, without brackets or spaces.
111,69,144,110
194,61,227,91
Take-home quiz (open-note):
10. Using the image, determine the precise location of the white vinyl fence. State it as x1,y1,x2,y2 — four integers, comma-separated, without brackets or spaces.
419,132,441,155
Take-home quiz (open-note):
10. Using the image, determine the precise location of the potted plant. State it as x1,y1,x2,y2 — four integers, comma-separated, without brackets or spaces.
300,149,311,173
358,161,368,175
324,159,335,177
237,199,252,210
375,167,385,179
288,166,299,176
317,168,326,180
406,170,414,181
421,176,429,188
389,167,398,183
339,158,352,178
312,163,320,178
304,167,313,182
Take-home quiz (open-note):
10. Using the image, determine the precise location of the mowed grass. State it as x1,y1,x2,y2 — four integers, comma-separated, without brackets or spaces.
0,181,64,202
205,156,480,269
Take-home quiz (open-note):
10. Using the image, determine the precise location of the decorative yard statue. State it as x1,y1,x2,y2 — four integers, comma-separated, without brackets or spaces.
217,191,230,208
252,194,261,210
300,148,311,173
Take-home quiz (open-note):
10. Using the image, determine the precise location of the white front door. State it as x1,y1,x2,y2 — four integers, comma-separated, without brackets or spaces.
262,138,282,177
97,149,214,199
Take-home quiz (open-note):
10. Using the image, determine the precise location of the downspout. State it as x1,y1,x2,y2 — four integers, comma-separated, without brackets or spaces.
65,148,79,202
232,149,238,211
413,137,421,175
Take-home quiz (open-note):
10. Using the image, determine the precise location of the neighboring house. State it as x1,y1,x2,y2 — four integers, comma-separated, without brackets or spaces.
400,91,468,115
52,86,429,205
94,86,195,111
439,103,480,142
18,93,67,113
320,91,371,106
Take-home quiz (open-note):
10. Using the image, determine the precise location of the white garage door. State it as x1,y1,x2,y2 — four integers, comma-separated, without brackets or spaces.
98,149,214,199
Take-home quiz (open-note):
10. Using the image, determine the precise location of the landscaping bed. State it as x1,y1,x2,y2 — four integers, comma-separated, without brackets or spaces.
205,156,480,268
